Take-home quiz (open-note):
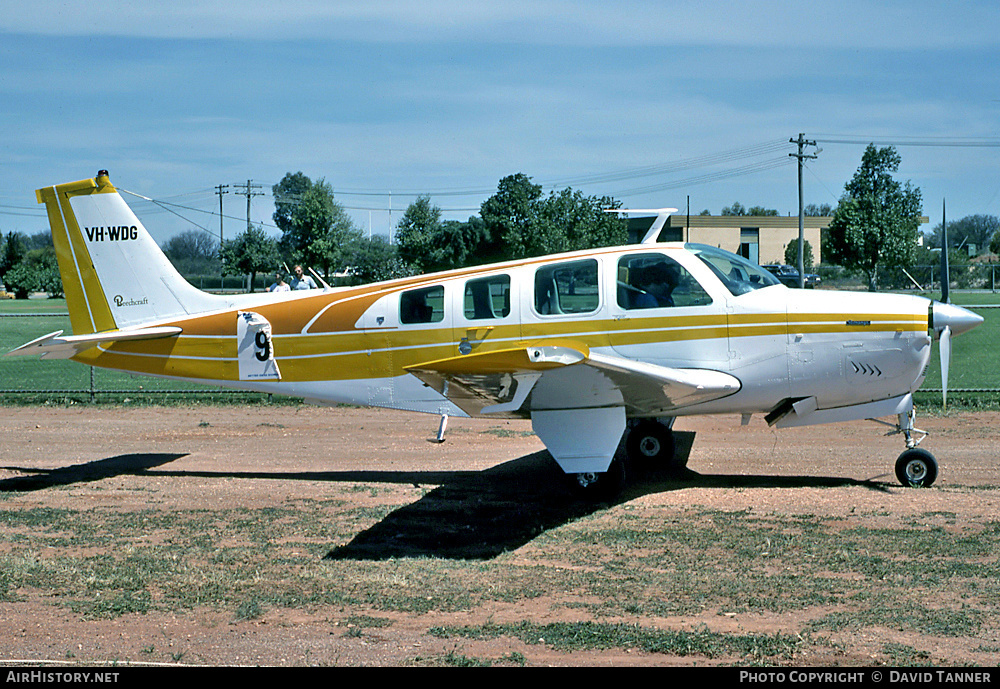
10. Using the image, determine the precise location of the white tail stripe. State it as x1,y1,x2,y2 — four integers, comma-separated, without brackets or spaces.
54,187,98,333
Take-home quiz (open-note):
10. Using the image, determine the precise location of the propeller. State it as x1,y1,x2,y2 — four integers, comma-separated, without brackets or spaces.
930,301,983,407
939,325,951,408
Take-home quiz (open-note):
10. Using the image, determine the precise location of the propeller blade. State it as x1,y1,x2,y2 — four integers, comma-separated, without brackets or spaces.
940,325,952,408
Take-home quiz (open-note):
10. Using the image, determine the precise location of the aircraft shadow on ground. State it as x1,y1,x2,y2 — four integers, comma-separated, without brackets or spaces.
0,433,890,561
0,453,187,492
325,430,891,561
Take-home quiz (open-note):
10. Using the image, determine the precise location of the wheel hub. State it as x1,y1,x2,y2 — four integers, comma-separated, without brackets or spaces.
638,436,661,457
904,460,927,482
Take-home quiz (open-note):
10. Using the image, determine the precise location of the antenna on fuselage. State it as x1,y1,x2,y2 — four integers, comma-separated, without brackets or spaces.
605,208,679,244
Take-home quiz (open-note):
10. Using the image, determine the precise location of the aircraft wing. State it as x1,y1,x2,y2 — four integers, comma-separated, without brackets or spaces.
7,327,183,359
405,343,740,418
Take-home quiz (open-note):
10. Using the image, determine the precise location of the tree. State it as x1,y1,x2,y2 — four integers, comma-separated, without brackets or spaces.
23,231,53,251
826,145,922,291
534,187,625,254
927,214,1000,254
804,203,834,217
479,174,626,263
275,176,361,278
480,173,544,261
395,195,443,272
162,229,220,276
219,225,280,292
1,231,27,285
783,238,814,269
272,171,313,236
349,235,414,284
3,246,62,298
721,202,778,216
395,196,488,273
439,217,488,268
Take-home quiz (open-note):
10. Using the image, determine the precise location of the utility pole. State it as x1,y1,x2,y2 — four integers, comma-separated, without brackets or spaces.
232,180,263,232
215,184,229,288
941,199,950,303
789,133,819,288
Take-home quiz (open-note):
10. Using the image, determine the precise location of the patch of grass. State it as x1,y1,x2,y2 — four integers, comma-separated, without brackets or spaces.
431,621,801,662
343,614,393,629
882,642,933,666
480,427,534,438
235,598,265,621
68,590,152,619
409,648,494,667
810,603,982,638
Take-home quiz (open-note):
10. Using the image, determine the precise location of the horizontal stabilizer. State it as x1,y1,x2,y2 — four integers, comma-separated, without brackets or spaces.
7,326,182,360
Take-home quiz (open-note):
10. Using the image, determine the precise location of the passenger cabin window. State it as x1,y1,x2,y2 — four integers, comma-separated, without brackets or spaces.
534,259,599,315
464,275,510,320
400,285,444,324
617,254,712,309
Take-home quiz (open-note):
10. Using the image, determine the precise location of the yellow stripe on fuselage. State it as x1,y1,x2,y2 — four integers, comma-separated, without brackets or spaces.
75,305,928,383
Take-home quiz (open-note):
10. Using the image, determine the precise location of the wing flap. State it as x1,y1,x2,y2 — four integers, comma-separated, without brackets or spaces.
7,326,183,359
405,344,586,418
405,343,740,418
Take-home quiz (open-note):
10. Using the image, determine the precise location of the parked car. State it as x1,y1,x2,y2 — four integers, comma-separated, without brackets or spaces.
763,264,820,288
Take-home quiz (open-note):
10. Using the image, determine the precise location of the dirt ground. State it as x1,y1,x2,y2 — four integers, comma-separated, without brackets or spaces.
1,404,998,667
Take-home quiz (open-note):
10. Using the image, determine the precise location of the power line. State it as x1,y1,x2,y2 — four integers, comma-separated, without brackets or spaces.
813,135,1000,148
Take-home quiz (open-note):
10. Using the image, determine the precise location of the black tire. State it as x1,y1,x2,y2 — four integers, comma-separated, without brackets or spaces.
895,448,938,488
626,421,680,473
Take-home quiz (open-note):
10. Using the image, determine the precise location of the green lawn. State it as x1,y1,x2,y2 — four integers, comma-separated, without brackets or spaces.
0,297,239,400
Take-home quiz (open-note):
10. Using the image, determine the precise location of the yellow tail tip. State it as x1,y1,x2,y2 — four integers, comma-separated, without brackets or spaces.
96,170,114,190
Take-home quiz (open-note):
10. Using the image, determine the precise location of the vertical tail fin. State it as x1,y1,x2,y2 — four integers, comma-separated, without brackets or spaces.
36,171,223,334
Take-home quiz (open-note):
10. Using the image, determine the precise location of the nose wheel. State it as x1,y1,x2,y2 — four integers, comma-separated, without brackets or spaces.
881,409,937,488
895,448,938,488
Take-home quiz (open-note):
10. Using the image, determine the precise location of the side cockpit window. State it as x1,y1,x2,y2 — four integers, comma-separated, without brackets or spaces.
400,285,444,324
687,244,780,296
617,253,712,309
464,275,510,320
534,259,599,315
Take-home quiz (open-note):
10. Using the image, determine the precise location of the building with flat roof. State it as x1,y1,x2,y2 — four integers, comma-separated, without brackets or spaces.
627,213,827,266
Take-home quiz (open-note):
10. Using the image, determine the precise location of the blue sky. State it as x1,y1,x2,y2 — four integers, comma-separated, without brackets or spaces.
2,1,999,246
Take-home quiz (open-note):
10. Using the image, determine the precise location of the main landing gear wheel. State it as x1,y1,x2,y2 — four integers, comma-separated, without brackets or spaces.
895,448,938,488
626,420,683,474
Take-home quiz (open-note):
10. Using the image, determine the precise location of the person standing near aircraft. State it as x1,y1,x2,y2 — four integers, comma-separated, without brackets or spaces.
266,272,290,293
290,265,317,290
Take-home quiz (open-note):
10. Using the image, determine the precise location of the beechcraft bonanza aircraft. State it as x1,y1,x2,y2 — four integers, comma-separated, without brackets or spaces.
9,172,985,494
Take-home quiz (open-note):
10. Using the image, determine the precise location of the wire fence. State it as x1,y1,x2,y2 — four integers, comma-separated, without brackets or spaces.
0,311,266,401
820,263,1000,292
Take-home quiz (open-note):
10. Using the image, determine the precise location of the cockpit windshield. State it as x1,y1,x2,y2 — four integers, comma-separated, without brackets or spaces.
686,244,781,296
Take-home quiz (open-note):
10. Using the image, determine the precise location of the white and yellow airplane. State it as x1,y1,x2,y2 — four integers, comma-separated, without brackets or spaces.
9,171,984,494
